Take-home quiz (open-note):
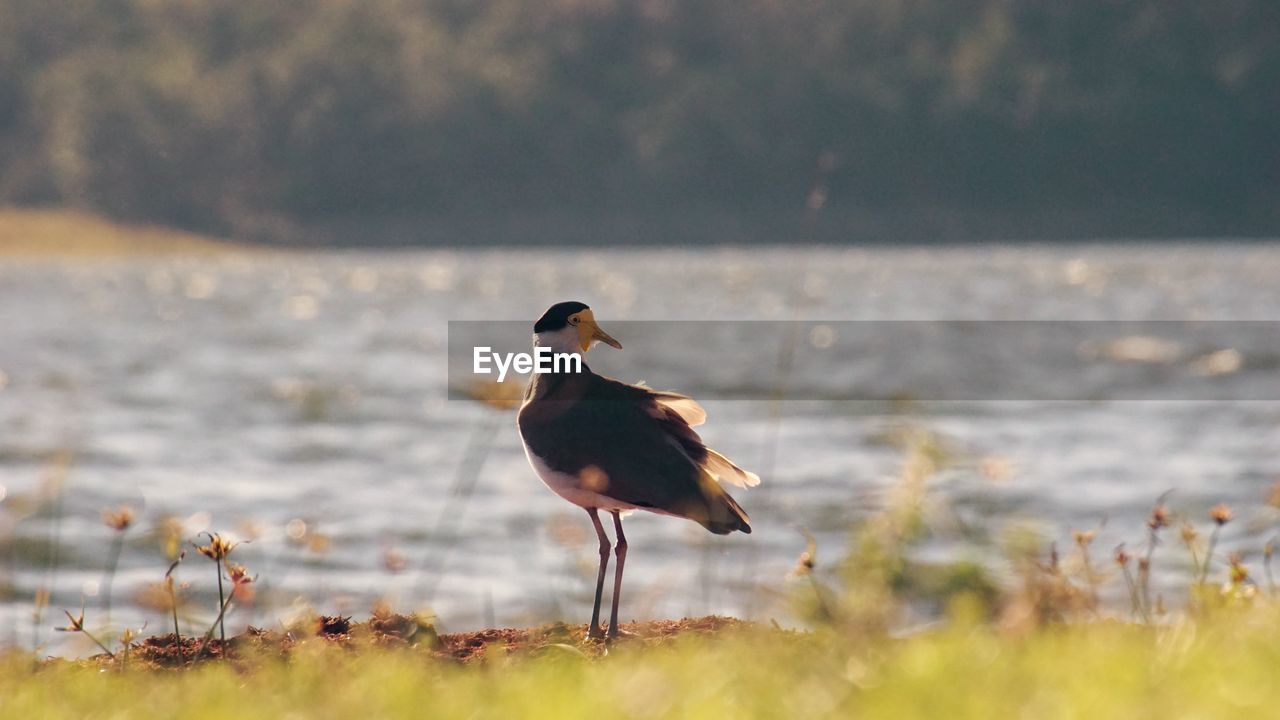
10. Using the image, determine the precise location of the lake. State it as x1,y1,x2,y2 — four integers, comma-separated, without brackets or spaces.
2,242,1278,654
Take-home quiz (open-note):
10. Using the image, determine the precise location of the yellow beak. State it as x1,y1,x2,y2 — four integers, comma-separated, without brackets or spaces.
576,309,622,352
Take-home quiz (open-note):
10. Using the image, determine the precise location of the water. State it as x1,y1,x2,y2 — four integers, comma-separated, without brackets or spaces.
1,243,1278,654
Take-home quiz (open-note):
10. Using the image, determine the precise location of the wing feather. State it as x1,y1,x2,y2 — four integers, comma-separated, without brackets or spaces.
649,391,706,427
620,381,759,490
702,448,762,488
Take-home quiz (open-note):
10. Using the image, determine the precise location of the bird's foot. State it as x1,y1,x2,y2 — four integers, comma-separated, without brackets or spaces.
586,625,607,641
605,624,638,643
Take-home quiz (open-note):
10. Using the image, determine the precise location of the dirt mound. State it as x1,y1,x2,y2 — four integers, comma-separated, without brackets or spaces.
59,615,757,670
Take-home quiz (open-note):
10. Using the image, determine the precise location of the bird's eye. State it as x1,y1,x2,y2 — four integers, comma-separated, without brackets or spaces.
569,315,580,326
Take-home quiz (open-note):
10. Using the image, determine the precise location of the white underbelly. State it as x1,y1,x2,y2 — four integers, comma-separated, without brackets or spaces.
521,441,640,512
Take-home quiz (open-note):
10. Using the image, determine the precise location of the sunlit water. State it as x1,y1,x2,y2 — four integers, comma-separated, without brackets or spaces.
2,243,1278,655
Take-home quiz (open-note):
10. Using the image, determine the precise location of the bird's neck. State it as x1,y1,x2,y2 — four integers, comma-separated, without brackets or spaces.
523,364,592,403
533,328,579,355
524,332,592,404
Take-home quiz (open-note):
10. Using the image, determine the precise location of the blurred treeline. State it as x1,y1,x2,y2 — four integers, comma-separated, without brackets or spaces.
1,0,1277,243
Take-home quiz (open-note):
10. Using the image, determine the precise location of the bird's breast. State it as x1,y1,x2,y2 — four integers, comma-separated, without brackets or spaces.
519,437,639,512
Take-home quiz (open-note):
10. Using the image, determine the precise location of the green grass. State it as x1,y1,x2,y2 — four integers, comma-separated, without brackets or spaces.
7,429,1276,718
4,605,1279,719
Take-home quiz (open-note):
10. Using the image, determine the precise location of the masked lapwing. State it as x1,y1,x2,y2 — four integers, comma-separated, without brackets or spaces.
517,301,759,639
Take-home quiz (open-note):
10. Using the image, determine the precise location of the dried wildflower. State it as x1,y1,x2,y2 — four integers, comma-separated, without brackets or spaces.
162,551,187,643
1228,552,1250,585
1209,503,1233,526
1135,555,1154,624
226,563,253,586
226,562,256,603
1222,552,1258,603
1073,529,1100,609
1197,507,1228,586
102,505,135,532
55,606,114,657
793,548,816,577
1114,544,1140,619
1147,504,1171,531
196,533,237,561
56,607,85,633
790,532,818,578
1179,522,1199,545
1114,546,1131,567
194,533,239,643
101,506,137,623
166,550,185,579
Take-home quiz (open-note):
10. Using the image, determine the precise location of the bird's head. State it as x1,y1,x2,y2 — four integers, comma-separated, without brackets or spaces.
533,301,622,354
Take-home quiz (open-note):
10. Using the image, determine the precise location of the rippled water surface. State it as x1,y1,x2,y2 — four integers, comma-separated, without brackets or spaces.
2,243,1278,653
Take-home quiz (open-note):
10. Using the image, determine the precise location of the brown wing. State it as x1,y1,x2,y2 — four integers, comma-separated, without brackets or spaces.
519,373,754,534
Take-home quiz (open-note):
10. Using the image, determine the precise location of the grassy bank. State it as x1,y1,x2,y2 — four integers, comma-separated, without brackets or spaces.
7,429,1276,717
6,607,1279,719
0,207,246,257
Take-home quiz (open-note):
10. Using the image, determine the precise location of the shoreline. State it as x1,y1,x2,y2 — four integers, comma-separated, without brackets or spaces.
0,207,254,258
3,206,1277,257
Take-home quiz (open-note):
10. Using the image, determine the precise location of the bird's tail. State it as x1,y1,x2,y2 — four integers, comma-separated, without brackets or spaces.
696,468,752,535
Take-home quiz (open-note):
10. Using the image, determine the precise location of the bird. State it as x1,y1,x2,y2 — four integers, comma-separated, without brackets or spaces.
517,301,759,640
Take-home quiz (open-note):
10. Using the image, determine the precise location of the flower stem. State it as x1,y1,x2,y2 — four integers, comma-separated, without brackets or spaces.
169,584,181,641
101,532,124,624
215,558,226,643
1198,526,1220,586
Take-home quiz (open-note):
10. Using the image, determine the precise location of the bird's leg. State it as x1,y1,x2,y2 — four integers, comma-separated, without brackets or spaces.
587,508,611,640
608,510,628,639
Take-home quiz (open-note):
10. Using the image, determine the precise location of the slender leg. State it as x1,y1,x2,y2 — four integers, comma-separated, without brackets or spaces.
586,509,611,639
608,510,628,639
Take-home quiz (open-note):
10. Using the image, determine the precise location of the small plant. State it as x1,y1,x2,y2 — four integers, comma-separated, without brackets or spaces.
1072,529,1099,609
100,505,135,623
55,605,114,658
1221,552,1257,604
194,533,239,643
206,563,255,638
1137,501,1171,622
1197,503,1232,586
1179,521,1201,575
117,624,145,669
1114,545,1139,619
165,552,186,642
